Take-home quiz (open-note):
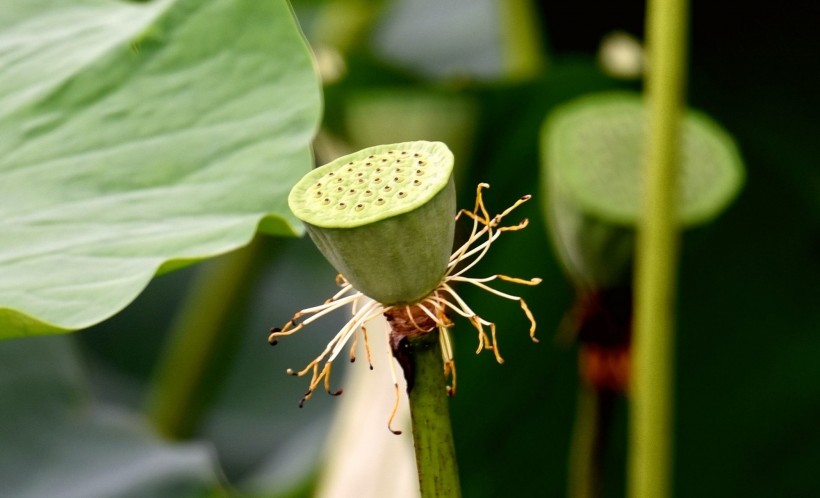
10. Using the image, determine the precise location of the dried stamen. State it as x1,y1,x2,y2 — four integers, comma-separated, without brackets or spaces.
269,183,540,432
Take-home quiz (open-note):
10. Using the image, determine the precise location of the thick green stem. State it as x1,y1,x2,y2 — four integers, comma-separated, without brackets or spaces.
629,0,687,496
406,332,461,498
146,238,262,439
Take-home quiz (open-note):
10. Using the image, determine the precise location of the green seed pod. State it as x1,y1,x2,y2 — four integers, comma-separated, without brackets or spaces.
541,92,744,287
289,141,455,305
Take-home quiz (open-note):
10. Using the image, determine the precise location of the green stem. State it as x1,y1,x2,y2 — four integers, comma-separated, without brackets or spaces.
145,238,262,439
629,0,687,496
406,331,461,498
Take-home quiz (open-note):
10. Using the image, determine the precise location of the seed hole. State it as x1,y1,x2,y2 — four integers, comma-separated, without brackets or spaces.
398,191,407,198
335,177,344,183
383,185,392,192
366,162,372,166
347,168,353,172
315,182,322,188
375,167,383,173
364,190,373,196
337,202,346,209
348,189,356,194
355,204,364,211
413,179,422,186
375,198,385,205
322,198,331,205
328,172,335,176
314,190,323,197
401,151,408,155
373,177,382,184
413,153,420,158
335,187,344,193
356,172,364,177
416,169,424,175
357,178,365,184
381,158,388,162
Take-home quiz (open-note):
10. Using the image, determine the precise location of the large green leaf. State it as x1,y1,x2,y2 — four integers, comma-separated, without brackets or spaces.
0,335,222,497
0,0,321,338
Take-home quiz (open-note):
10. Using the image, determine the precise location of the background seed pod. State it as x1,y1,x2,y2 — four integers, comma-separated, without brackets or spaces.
289,141,456,304
541,92,745,288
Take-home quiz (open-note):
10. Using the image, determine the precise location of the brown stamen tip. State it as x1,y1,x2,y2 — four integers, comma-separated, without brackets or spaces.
369,365,374,371
269,326,281,333
521,194,531,200
446,386,455,397
389,428,402,435
269,339,278,346
350,357,356,363
331,389,343,396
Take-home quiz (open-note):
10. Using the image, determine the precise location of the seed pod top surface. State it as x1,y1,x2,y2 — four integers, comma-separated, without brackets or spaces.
289,141,454,229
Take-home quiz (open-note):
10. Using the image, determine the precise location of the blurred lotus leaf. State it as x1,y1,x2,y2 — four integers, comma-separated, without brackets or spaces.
0,0,321,338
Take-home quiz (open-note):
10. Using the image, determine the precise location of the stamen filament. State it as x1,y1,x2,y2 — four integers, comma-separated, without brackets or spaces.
328,302,383,362
438,326,457,395
361,324,374,369
386,332,403,435
449,276,524,301
269,293,361,342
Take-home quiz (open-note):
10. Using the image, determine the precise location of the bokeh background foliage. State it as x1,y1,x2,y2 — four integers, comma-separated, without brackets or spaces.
1,0,819,497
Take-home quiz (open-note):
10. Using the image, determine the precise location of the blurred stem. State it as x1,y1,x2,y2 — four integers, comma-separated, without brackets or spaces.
629,0,687,496
146,238,262,440
499,0,547,79
407,331,461,498
311,0,388,54
568,385,598,498
568,386,618,498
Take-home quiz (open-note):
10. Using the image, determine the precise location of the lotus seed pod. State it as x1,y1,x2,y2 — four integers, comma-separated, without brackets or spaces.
541,92,744,287
289,141,455,305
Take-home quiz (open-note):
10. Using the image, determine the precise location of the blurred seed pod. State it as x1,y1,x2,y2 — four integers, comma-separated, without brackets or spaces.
541,92,745,288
